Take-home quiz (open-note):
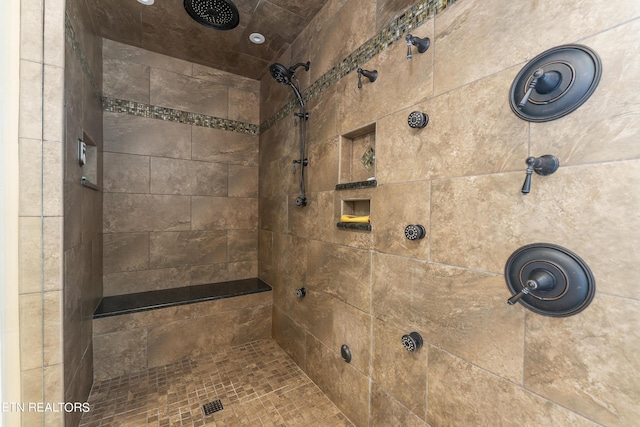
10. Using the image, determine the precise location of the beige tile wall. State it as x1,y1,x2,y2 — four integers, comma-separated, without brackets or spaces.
92,292,272,381
16,0,70,425
260,0,640,425
102,39,260,296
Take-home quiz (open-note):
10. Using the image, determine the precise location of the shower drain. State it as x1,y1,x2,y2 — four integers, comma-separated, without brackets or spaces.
202,399,224,416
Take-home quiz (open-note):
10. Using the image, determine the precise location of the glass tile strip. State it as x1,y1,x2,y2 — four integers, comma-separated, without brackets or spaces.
102,97,259,135
260,0,458,133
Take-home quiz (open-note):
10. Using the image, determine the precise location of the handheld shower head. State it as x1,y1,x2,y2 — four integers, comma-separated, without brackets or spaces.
269,61,311,108
270,63,293,85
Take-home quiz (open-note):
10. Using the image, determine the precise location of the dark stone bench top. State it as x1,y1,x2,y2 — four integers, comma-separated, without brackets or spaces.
93,278,272,319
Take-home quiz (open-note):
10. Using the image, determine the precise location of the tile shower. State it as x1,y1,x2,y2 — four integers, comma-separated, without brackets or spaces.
10,0,640,426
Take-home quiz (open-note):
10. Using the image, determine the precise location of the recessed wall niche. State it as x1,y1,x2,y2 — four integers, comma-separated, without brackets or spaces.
339,123,376,184
80,132,99,190
342,198,371,216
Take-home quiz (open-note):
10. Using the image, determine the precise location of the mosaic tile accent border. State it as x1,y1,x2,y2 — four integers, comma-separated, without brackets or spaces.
102,97,260,135
260,0,457,133
66,13,260,136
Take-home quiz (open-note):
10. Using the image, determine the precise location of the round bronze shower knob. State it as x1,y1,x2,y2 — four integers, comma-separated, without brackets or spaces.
509,44,602,122
504,243,595,316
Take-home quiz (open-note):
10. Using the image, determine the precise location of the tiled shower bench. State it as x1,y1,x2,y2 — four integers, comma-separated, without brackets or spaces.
92,278,272,381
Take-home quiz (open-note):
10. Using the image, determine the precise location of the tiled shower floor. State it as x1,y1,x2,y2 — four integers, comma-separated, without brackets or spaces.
80,339,353,427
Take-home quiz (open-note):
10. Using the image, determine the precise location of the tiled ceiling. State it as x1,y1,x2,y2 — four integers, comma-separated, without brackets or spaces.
88,0,331,80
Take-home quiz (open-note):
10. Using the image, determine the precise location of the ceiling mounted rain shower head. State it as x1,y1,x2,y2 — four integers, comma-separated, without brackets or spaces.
184,0,240,30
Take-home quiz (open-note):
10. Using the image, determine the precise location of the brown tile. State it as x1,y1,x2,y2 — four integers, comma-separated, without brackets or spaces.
338,21,434,134
150,157,228,197
333,300,371,376
272,306,306,370
93,329,147,381
103,39,193,75
229,87,260,124
372,252,525,383
190,263,230,285
103,152,150,194
258,116,297,169
297,0,376,83
531,19,640,165
103,193,191,233
150,69,228,117
375,0,417,30
308,137,339,193
306,86,339,149
237,304,272,344
431,161,640,299
259,196,288,233
307,239,370,312
103,58,150,103
192,63,260,92
372,319,427,420
272,233,307,283
93,306,189,336
525,294,640,425
147,312,237,367
82,340,351,426
227,230,258,262
196,292,272,318
103,267,192,296
373,182,430,260
292,288,334,349
228,164,258,198
228,261,258,281
258,229,273,267
433,0,640,95
428,347,597,426
192,127,259,166
305,334,370,426
376,68,527,184
103,232,149,274
304,191,337,243
191,196,258,230
149,231,227,268
103,112,191,159
370,382,427,427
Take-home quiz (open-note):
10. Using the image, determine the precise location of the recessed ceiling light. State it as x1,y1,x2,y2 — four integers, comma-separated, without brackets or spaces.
137,0,154,5
249,33,265,44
